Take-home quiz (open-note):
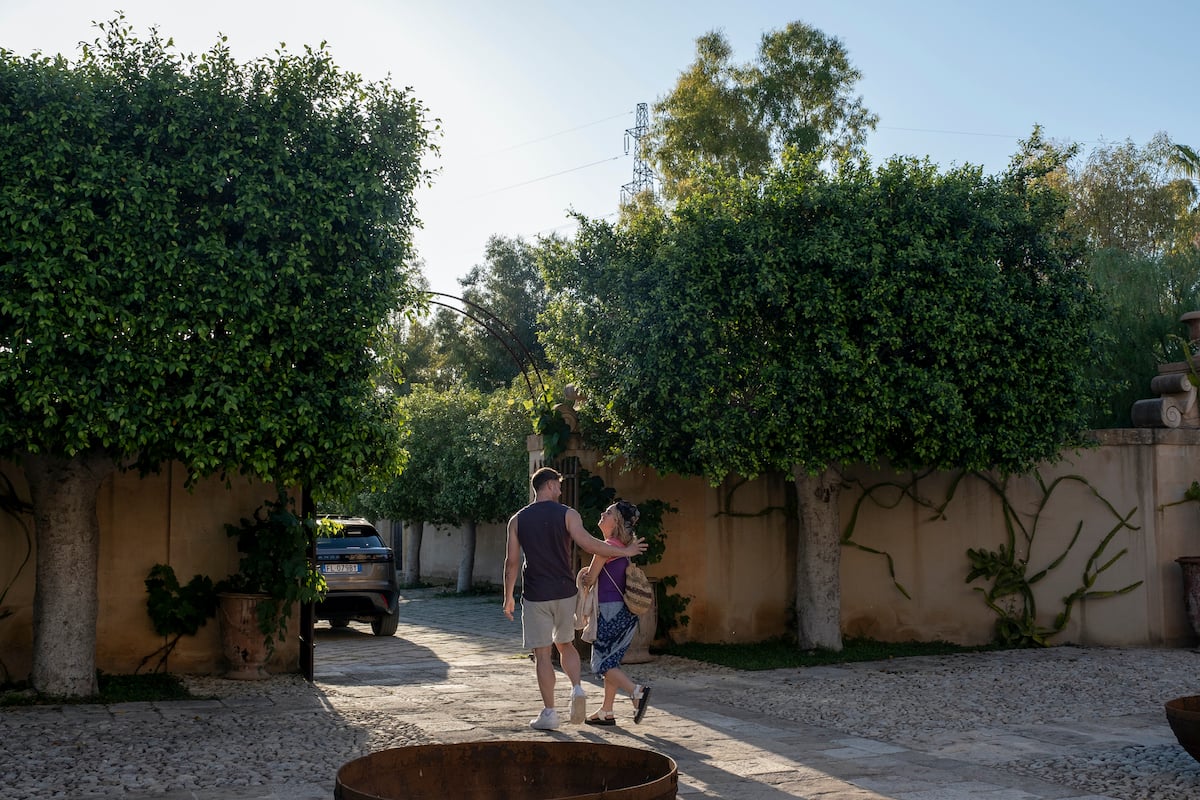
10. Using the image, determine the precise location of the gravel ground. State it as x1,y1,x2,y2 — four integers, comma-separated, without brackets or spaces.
1008,744,1200,800
0,675,428,799
707,648,1199,741
684,646,1200,800
6,593,1200,800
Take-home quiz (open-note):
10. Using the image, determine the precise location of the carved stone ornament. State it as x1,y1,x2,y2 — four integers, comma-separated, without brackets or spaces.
1131,312,1200,428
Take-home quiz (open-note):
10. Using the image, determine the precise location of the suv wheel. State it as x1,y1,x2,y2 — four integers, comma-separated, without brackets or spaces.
372,606,399,637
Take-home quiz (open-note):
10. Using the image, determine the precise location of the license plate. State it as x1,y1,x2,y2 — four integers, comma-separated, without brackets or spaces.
322,564,360,574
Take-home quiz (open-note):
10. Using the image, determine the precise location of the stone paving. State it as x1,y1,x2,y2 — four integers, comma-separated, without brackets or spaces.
4,587,1200,798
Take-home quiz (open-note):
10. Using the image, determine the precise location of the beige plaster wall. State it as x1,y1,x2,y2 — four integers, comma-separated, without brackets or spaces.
451,430,1200,649
6,427,1199,683
796,429,1192,647
413,521,509,588
0,461,296,682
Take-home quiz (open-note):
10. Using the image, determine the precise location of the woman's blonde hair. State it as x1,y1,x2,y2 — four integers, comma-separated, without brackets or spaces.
611,500,640,545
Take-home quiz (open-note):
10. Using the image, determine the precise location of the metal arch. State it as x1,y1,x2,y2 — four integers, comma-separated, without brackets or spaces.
422,292,546,403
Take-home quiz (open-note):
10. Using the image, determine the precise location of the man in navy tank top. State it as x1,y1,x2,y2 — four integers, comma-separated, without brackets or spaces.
503,467,647,729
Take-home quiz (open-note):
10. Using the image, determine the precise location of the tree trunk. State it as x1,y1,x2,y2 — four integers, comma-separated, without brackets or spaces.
25,450,118,696
403,519,423,586
457,519,477,593
792,465,843,651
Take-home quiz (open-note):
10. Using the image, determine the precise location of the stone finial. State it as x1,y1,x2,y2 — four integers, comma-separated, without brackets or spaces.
1131,373,1197,427
1132,312,1200,428
553,384,585,433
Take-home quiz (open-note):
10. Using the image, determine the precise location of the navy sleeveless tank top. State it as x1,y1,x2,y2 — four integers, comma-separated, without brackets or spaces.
516,501,576,602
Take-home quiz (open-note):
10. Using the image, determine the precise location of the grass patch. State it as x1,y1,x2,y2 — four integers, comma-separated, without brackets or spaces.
0,671,194,707
659,636,1001,671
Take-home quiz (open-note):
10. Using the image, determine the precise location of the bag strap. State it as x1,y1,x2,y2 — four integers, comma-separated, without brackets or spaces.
600,561,628,603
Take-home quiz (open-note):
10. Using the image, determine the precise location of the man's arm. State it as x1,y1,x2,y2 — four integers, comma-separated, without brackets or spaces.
565,507,647,558
502,515,521,620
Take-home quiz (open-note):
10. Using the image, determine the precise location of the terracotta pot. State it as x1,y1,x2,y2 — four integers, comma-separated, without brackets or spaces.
217,592,271,680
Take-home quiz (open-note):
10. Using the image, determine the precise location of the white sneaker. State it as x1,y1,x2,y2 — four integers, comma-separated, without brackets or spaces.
530,708,560,730
570,686,587,724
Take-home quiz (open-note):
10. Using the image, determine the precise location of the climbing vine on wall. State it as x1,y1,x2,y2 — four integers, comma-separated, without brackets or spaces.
714,475,791,521
842,469,1142,647
522,387,572,461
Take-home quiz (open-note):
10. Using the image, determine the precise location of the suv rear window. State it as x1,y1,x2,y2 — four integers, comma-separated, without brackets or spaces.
317,532,384,549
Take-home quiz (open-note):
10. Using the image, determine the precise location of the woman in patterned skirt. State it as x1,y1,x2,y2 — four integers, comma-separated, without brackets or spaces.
580,500,651,725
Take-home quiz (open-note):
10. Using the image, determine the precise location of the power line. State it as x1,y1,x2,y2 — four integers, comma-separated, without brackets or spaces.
879,124,1022,140
452,111,634,201
534,211,619,237
472,111,633,158
457,117,1106,203
467,155,623,199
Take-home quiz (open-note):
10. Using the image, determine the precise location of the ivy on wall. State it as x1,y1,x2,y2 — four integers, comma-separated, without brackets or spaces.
842,469,1142,647
523,388,572,461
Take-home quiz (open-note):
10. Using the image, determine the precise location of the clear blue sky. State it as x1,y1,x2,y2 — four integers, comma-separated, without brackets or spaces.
3,0,1197,296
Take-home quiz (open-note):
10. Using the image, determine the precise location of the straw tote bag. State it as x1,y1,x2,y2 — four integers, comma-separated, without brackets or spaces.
604,558,653,616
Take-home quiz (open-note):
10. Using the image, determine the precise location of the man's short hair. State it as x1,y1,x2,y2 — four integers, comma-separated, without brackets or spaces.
531,467,562,492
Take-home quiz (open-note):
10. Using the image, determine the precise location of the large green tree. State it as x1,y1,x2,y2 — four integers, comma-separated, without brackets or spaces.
1067,133,1197,258
0,20,435,695
1168,141,1200,214
435,235,552,392
541,140,1100,650
1063,134,1200,426
442,390,529,592
372,273,463,396
353,387,454,586
649,21,877,200
354,386,527,590
1083,247,1200,427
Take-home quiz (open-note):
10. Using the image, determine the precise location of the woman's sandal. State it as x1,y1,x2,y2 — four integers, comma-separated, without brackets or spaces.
586,712,616,726
633,685,651,724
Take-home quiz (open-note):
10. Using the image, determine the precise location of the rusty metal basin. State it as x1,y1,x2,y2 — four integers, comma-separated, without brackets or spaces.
1166,695,1200,763
335,740,677,800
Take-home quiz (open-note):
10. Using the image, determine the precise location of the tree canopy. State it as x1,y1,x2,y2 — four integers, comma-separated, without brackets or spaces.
1067,132,1198,259
541,138,1100,648
0,18,436,694
648,21,877,200
1060,133,1200,427
0,20,436,495
428,235,553,393
544,150,1098,480
353,385,528,587
359,386,526,527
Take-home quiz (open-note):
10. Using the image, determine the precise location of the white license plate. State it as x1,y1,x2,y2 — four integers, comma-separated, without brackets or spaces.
322,564,361,574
